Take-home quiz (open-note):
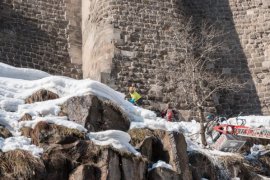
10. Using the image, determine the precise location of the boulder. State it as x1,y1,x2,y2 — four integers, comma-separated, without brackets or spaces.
31,121,86,147
161,131,192,180
121,155,148,180
42,148,76,180
0,150,46,180
148,167,182,180
69,164,101,180
25,89,59,104
61,95,130,132
188,151,219,180
129,128,192,180
19,113,32,122
0,125,12,138
44,140,148,180
20,127,33,138
188,151,260,180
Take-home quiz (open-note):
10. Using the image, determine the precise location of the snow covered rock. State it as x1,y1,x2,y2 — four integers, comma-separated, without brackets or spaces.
25,89,59,104
61,95,130,132
148,167,181,180
31,121,86,147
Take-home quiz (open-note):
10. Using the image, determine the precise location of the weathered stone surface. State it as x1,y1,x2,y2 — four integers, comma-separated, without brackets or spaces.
0,150,46,180
69,164,101,180
188,150,266,180
61,95,130,132
0,125,12,138
161,131,192,180
31,121,86,147
20,127,33,138
128,128,192,179
121,155,148,180
44,140,148,180
42,148,75,180
148,167,182,180
19,113,32,122
188,151,222,180
25,89,59,104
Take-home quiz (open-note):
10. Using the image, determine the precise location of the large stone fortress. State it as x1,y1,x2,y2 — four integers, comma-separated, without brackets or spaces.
1,0,270,116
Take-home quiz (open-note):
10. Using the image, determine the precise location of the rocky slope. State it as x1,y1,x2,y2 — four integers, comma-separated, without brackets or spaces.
0,64,270,180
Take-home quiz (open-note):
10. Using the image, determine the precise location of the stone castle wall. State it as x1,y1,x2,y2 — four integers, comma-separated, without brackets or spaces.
174,0,270,115
0,0,82,79
1,0,270,117
83,0,267,117
107,0,270,117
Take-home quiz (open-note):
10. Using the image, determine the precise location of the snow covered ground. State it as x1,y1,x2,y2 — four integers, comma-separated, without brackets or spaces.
0,63,270,165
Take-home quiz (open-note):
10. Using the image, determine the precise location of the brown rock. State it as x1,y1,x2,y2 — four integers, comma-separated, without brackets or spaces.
69,164,101,180
0,125,12,138
128,128,166,146
19,113,32,122
128,129,192,179
44,140,148,180
42,148,76,180
0,150,46,180
61,95,130,132
188,151,259,180
148,167,182,180
25,89,59,104
20,127,33,138
121,155,148,180
31,121,86,147
161,131,192,180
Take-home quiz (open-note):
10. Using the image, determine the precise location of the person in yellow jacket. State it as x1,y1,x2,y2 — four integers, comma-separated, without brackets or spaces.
128,84,143,106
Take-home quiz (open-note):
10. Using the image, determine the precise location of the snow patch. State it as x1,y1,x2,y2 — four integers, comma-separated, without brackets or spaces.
149,160,173,171
18,116,87,132
88,130,140,156
0,136,43,157
0,62,50,80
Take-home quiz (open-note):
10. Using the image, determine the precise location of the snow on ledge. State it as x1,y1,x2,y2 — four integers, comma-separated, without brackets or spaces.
149,160,173,171
88,130,141,156
0,63,50,80
0,136,43,157
18,116,87,132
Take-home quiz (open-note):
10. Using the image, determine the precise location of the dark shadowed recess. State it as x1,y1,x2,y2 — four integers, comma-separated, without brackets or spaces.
180,0,262,116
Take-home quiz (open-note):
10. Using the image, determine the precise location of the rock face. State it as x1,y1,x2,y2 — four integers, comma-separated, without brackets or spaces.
61,95,130,132
0,150,46,180
128,128,192,180
19,113,32,121
42,140,148,180
0,125,12,138
25,89,59,104
188,151,219,180
69,164,101,180
31,121,86,147
188,150,270,180
148,167,182,180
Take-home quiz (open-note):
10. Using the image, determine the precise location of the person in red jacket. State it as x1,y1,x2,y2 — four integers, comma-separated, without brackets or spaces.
161,103,177,122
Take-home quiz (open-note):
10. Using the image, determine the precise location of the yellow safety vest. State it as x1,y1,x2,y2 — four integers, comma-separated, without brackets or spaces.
130,91,141,102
